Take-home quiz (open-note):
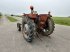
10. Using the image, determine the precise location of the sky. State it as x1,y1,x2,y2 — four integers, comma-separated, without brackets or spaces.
0,0,70,16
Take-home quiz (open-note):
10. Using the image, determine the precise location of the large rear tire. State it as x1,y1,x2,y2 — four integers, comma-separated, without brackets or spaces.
22,24,33,42
22,16,34,42
43,18,55,36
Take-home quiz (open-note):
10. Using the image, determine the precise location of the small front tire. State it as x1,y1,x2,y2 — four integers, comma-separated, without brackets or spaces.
17,23,21,31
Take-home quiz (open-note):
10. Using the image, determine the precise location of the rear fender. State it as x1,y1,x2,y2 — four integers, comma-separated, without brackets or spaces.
38,14,49,28
39,14,48,22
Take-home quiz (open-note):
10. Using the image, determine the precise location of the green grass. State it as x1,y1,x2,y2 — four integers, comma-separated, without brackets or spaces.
7,16,18,22
52,17,70,26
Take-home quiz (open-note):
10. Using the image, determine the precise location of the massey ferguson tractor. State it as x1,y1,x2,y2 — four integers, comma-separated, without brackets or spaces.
17,6,55,42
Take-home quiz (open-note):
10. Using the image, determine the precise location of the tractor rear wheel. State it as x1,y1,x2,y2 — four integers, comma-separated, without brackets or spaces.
22,16,34,42
22,24,33,42
43,18,55,36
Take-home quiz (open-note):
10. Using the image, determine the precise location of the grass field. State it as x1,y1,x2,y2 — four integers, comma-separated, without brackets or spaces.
52,17,70,26
7,16,18,22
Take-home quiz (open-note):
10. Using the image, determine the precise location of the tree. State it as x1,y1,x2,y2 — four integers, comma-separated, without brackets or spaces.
0,12,2,16
11,14,14,16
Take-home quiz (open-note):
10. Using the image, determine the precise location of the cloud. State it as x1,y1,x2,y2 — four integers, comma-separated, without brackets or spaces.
0,0,70,16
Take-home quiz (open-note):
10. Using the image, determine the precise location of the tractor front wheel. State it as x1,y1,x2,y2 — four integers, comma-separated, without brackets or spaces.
17,23,21,31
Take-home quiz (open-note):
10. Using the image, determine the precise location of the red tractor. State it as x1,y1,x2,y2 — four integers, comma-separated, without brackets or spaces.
17,6,55,42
